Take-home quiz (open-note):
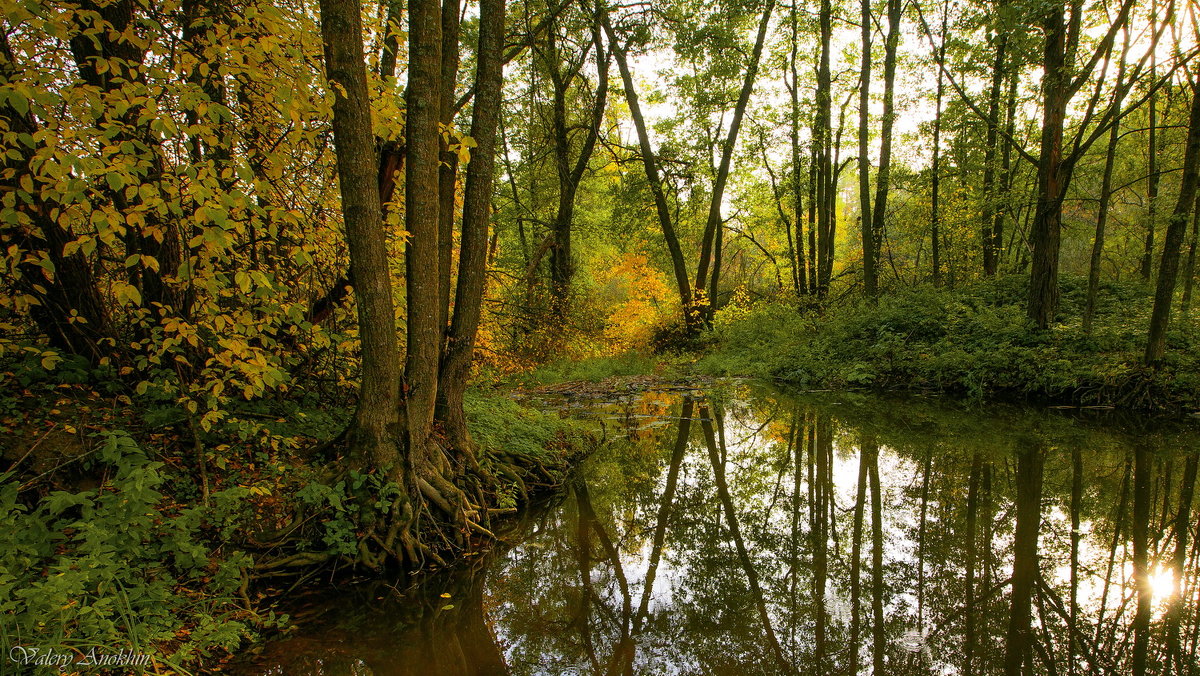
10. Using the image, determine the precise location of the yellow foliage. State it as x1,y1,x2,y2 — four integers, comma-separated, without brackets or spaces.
599,253,675,352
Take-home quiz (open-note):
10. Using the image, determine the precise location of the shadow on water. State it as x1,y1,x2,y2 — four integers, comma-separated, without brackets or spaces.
238,383,1200,675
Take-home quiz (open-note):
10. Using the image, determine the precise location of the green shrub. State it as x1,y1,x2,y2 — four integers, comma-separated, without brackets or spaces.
0,432,274,673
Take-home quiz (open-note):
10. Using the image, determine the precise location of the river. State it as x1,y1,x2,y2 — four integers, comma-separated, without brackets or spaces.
238,381,1200,675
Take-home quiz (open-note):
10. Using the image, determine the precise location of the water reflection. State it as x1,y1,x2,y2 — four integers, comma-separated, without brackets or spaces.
243,385,1200,675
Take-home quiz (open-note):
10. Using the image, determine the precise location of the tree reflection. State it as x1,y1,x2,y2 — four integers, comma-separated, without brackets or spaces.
244,386,1200,676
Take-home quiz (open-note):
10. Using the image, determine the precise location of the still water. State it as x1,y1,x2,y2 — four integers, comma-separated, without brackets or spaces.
242,382,1200,675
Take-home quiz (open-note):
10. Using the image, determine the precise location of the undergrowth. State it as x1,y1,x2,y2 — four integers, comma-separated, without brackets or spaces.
0,363,581,673
699,275,1200,412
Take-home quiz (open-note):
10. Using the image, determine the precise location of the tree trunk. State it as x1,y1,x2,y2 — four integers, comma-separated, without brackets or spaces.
437,0,461,332
319,0,403,468
603,15,694,328
868,0,900,295
405,0,444,451
857,0,875,296
0,33,113,363
981,4,1007,277
931,12,945,286
1142,35,1158,282
1146,63,1200,364
1084,36,1127,333
788,1,808,295
436,0,506,452
694,0,775,322
1027,4,1069,329
549,15,610,317
815,0,834,296
68,0,186,319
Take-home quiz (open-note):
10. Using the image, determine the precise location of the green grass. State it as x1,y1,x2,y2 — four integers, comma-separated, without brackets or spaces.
698,275,1200,412
508,351,661,387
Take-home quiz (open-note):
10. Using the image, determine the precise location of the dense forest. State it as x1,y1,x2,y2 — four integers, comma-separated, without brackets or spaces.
1,0,1199,670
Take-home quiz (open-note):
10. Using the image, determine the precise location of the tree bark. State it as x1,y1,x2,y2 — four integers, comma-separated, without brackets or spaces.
981,2,1007,277
436,0,506,451
405,0,444,451
437,0,461,332
548,14,610,316
857,0,875,296
867,0,900,295
815,0,834,295
787,1,808,295
1146,63,1200,364
319,0,403,468
1026,4,1069,329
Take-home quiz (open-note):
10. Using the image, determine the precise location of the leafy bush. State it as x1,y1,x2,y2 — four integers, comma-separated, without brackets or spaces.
0,431,275,672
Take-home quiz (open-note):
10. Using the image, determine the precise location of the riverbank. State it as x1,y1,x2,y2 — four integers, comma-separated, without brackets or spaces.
0,369,588,673
696,275,1200,414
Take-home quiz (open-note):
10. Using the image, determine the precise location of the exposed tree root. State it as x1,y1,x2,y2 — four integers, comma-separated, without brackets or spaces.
242,427,587,583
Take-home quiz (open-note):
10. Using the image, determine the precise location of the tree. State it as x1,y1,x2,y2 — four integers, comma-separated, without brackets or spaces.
319,0,402,470
437,0,508,451
1145,63,1200,364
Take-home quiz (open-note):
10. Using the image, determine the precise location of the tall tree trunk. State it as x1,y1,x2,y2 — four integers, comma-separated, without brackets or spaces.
405,0,444,451
1084,32,1128,333
981,2,1007,277
437,0,461,331
1142,34,1158,282
603,15,694,328
868,0,900,294
695,0,775,323
997,65,1018,270
549,16,610,317
788,0,808,296
931,14,944,286
436,0,506,452
1026,3,1069,329
857,0,875,296
1146,63,1200,364
319,0,402,468
379,0,404,79
815,0,834,295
